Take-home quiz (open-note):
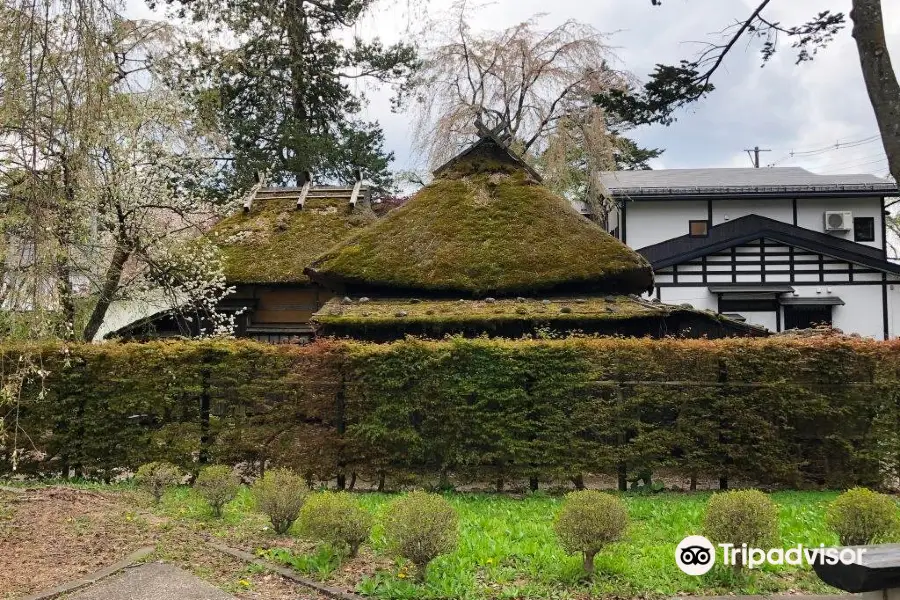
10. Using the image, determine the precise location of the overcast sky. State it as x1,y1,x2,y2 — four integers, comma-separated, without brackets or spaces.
127,0,900,178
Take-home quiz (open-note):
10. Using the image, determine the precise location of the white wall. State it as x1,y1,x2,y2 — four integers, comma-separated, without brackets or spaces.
889,281,900,339
654,286,717,312
795,197,883,250
625,196,886,251
712,198,792,226
625,200,708,249
788,285,884,339
655,282,898,338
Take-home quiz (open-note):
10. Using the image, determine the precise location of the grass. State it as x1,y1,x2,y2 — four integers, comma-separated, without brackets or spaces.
148,486,850,600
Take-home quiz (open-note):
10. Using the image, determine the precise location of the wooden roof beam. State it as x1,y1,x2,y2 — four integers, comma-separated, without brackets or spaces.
296,171,312,210
349,169,362,206
243,171,265,213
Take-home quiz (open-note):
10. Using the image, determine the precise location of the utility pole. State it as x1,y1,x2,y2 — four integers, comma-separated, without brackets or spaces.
744,146,771,168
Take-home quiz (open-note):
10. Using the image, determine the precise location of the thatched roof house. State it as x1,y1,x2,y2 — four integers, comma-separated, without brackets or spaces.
306,136,761,341
110,184,376,343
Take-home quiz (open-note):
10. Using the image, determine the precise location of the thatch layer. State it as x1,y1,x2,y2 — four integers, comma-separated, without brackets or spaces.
306,170,653,297
209,195,376,285
312,295,763,341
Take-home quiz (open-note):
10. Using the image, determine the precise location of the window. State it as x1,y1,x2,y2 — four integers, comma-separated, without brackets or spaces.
784,305,833,330
854,217,875,242
689,220,710,237
719,298,778,313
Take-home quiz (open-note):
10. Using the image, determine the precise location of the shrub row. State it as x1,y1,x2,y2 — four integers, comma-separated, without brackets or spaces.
3,336,900,488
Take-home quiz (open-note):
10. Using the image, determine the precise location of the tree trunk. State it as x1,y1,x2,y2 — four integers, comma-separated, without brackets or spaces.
285,0,310,182
851,0,900,183
583,550,596,575
82,240,130,341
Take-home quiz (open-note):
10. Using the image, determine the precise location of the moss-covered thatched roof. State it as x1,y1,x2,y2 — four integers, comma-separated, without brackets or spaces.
209,188,376,285
305,138,653,297
312,295,765,341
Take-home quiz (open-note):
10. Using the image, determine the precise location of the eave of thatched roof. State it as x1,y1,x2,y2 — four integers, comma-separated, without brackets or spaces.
311,295,765,341
305,142,654,297
209,187,376,285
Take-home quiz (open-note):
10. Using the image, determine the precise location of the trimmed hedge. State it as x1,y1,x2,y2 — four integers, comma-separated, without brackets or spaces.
2,336,899,489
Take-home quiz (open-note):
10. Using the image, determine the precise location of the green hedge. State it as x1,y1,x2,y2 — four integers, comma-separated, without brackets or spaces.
2,336,898,489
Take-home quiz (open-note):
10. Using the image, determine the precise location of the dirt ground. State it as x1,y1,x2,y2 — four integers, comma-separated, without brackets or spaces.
0,487,321,600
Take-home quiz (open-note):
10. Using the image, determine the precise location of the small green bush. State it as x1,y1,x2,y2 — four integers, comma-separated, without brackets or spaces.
826,487,899,546
383,491,458,580
298,491,372,557
252,468,307,534
704,489,778,570
135,461,181,503
554,490,628,574
195,465,241,517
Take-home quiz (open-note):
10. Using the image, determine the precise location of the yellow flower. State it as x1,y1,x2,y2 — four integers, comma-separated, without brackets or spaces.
397,572,407,579
485,558,494,565
238,579,251,588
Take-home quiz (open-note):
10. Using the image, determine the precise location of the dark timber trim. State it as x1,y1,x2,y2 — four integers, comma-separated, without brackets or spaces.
638,215,900,276
707,199,714,225
760,243,766,283
656,280,889,288
609,190,895,201
883,274,889,340
621,201,627,244
792,198,798,226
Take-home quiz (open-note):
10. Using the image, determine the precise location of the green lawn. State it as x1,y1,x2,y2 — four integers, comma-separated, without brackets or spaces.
154,487,850,600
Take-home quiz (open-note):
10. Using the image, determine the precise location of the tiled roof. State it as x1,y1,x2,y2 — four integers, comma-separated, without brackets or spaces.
600,167,896,198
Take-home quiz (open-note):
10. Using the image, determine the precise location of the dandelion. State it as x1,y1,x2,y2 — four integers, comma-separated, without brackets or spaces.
238,578,251,588
397,572,407,579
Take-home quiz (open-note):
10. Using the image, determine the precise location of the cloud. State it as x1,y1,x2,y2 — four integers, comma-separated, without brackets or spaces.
126,0,900,177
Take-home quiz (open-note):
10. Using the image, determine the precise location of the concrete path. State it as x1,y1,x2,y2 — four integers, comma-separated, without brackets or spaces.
68,563,236,600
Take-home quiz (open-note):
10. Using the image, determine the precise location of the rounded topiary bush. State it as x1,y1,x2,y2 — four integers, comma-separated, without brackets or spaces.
383,491,458,581
135,461,181,503
704,489,778,570
554,490,628,574
195,465,241,518
252,468,307,534
298,491,372,557
826,487,899,546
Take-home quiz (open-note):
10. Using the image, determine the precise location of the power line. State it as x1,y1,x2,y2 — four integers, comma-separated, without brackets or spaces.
821,151,888,170
822,157,888,174
768,133,882,167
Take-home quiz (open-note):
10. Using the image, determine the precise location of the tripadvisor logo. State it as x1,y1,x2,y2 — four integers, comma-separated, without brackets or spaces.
675,535,867,575
676,536,716,576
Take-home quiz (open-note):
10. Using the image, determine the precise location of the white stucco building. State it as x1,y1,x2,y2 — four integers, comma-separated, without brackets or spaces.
596,167,900,339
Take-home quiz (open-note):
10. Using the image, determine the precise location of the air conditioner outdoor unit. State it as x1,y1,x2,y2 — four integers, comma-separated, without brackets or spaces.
824,211,852,232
